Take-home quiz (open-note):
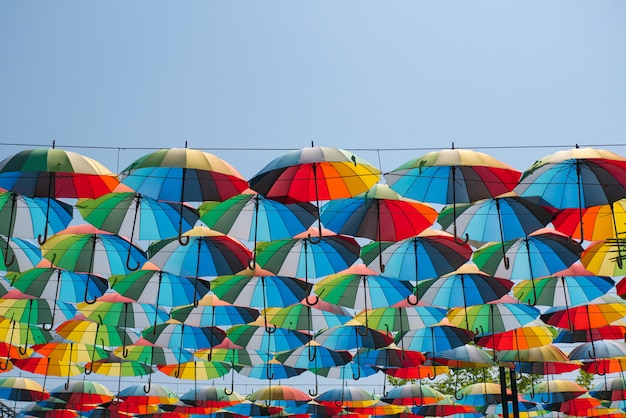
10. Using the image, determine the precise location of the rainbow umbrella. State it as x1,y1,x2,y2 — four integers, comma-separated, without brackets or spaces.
0,376,49,402
220,400,282,417
248,385,312,405
48,380,115,411
383,359,449,380
118,383,179,406
0,317,53,365
432,345,496,369
226,320,311,352
320,183,437,242
360,230,472,303
498,344,582,375
32,341,108,364
475,324,557,351
276,341,352,370
0,235,41,273
353,305,447,333
382,383,445,406
55,319,136,361
86,357,153,377
384,146,521,244
395,325,474,354
541,300,626,331
77,293,170,331
0,297,76,330
417,264,513,309
553,199,626,241
525,379,587,404
409,398,480,417
0,145,120,243
113,338,193,366
456,382,504,406
315,321,393,351
447,302,540,335
353,344,426,370
199,192,316,268
158,360,230,380
582,239,626,276
591,378,626,401
316,386,378,408
569,340,626,361
262,301,352,332
142,322,226,351
313,361,379,381
515,146,626,241
13,357,84,390
194,347,267,367
171,295,259,327
179,385,244,409
8,267,109,305
237,358,305,380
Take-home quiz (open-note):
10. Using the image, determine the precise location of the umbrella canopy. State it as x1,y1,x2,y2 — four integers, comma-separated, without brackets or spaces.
0,235,41,273
248,146,381,204
591,378,626,401
171,295,260,327
498,344,582,375
226,321,311,352
319,184,437,241
8,267,109,304
0,317,53,352
0,192,72,239
0,376,48,402
119,147,248,202
315,321,394,351
179,385,244,408
77,293,170,329
48,380,115,410
263,301,352,332
142,322,226,351
475,324,557,351
409,398,480,417
76,192,199,241
0,147,119,199
0,297,76,328
56,318,136,349
32,341,108,363
41,225,147,280
86,358,154,377
353,305,447,333
118,383,179,405
158,360,230,380
525,379,587,404
582,239,626,276
275,341,352,370
13,357,84,377
447,302,540,335
315,386,378,408
541,301,626,331
569,340,626,361
432,344,496,368
147,226,251,278
113,338,193,365
237,358,305,380
248,385,312,403
438,194,553,244
395,325,474,354
553,199,626,241
353,345,426,369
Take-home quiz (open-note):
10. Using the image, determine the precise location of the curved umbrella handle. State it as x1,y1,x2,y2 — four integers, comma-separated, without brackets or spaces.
247,257,256,270
305,294,319,306
224,365,234,395
352,366,361,380
307,163,323,245
42,318,55,331
308,345,316,362
356,325,369,337
0,357,9,371
266,365,274,380
178,232,190,246
83,272,98,305
37,194,52,245
2,249,14,268
308,387,318,397
84,361,93,375
126,247,140,271
143,378,152,393
406,291,419,306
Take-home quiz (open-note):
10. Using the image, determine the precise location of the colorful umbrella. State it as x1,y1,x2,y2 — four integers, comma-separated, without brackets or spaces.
582,239,626,276
0,317,53,361
361,228,472,297
0,297,76,330
118,383,179,406
315,321,393,351
0,376,49,402
77,293,170,330
237,358,305,380
113,338,193,366
8,267,109,305
498,344,582,375
447,302,540,335
248,385,312,404
178,385,244,409
171,295,259,327
384,146,521,243
353,344,426,370
86,357,153,377
409,398,480,417
32,341,108,364
158,360,230,380
540,301,626,331
221,400,282,417
383,383,445,406
417,264,513,309
41,225,147,302
0,145,120,243
48,381,115,411
515,146,626,241
276,341,352,370
0,235,41,273
395,325,474,354
525,379,587,404
147,226,251,278
553,199,626,242
432,345,496,369
262,301,352,332
142,322,226,351
569,340,626,361
226,320,311,353
194,347,267,366
55,319,136,357
315,386,378,408
352,305,447,334
199,192,316,267
456,382,503,406
475,324,557,351
591,378,626,401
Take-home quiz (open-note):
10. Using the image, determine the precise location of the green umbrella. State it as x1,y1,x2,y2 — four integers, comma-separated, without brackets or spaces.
263,301,352,332
353,305,447,333
447,303,541,335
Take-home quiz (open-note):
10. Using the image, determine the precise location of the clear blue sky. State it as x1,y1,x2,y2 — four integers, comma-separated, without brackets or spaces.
2,2,626,179
1,1,626,397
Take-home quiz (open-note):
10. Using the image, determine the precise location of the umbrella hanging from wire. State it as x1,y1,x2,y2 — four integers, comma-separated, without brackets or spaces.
0,235,41,273
360,229,472,304
0,144,120,245
384,145,521,244
199,192,316,268
119,145,248,244
553,199,626,242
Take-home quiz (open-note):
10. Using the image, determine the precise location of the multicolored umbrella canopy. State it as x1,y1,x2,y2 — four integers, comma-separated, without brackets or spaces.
0,235,41,273
158,360,230,380
77,293,170,329
320,183,437,241
275,341,352,370
383,383,446,406
475,324,557,351
314,321,393,351
524,379,587,404
395,324,474,354
0,192,73,240
142,322,226,350
170,295,259,327
76,191,199,241
447,302,540,335
553,199,626,241
263,301,351,332
226,320,311,353
119,147,248,203
248,146,381,204
353,305,447,333
0,376,49,402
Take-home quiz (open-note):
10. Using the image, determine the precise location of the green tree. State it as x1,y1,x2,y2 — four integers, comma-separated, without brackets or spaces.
576,370,595,391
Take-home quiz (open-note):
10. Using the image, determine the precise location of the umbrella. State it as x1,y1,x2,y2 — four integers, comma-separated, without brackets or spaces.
32,341,108,364
48,381,115,411
447,302,540,335
438,194,553,249
142,322,226,351
456,382,504,406
569,340,626,361
541,301,626,331
498,344,582,375
384,146,521,243
55,319,136,362
0,318,53,362
382,360,449,380
248,385,312,405
118,383,179,406
432,345,496,369
591,378,626,401
171,294,259,327
226,320,311,352
113,338,193,366
199,192,316,267
110,268,210,328
86,357,154,377
262,300,352,332
582,239,626,276
475,324,557,351
314,269,414,311
0,376,49,402
395,325,474,354
315,386,378,408
553,199,626,242
515,146,626,243
315,321,393,351
353,345,426,369
0,145,120,243
237,358,305,380
0,297,76,330
409,398,480,417
8,267,109,306
179,386,244,409
319,183,437,242
255,229,361,293
525,379,587,404
194,347,266,366
147,226,251,280
353,305,447,334
417,264,513,309
41,225,147,303
158,360,230,380
313,361,379,382
13,357,84,391
275,341,352,370
77,293,170,331
513,264,614,308
360,229,472,304
383,383,445,406
221,400,282,416
0,235,41,273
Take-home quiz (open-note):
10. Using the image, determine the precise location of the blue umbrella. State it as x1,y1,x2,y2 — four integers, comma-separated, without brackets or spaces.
395,325,474,354
142,323,226,351
226,321,311,353
275,341,352,370
314,321,393,351
237,359,305,380
0,192,72,242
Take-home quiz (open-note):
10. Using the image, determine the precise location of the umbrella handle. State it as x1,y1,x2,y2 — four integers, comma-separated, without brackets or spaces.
37,225,49,246
453,370,464,400
309,371,318,396
121,345,129,358
224,368,234,395
406,292,419,306
352,367,361,380
266,365,274,380
264,317,277,334
125,247,140,271
42,319,54,331
307,231,322,245
2,249,14,268
334,400,343,407
178,233,190,246
84,361,93,375
247,257,256,270
356,325,369,337
143,378,152,393
308,345,316,362
0,357,9,370
454,231,469,245
305,295,320,306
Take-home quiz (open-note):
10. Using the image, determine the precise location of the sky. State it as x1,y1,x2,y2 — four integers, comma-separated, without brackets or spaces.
1,0,626,399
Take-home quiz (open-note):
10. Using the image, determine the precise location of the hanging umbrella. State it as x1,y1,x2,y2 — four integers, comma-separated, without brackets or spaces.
194,347,266,367
432,345,496,369
554,322,626,343
382,359,449,380
41,225,147,305
211,268,311,310
475,324,557,351
0,235,41,273
237,358,305,380
525,379,587,404
199,192,316,268
515,146,626,243
313,361,379,381
447,302,540,335
513,264,614,307
113,338,193,366
315,321,393,351
384,146,521,243
32,341,108,364
314,269,414,310
409,398,480,417
118,383,179,406
0,376,49,402
0,317,53,362
248,385,312,405
55,318,136,362
569,340,626,361
395,325,474,354
221,400,282,416
86,357,154,377
319,183,437,242
179,386,244,409
147,226,251,279
255,229,361,280
8,267,109,305
456,382,504,407
553,199,626,242
345,400,406,416
0,297,76,331
353,345,426,369
48,381,115,411
110,268,210,328
498,344,582,375
315,386,378,408
383,383,446,406
417,264,513,309
226,320,311,352
276,341,352,370
142,322,226,351
13,357,84,383
262,301,352,332
438,193,553,249
158,360,230,380
171,295,259,328
360,229,472,304
591,378,626,401
0,145,120,243
582,239,626,276
541,301,626,331
353,305,447,334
